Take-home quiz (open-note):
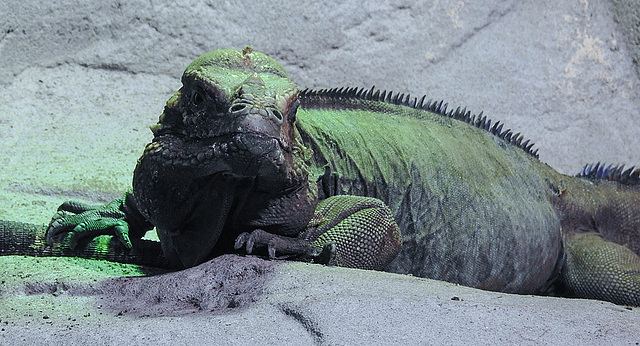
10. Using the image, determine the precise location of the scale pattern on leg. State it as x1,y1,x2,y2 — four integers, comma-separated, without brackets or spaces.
563,232,640,306
303,195,402,270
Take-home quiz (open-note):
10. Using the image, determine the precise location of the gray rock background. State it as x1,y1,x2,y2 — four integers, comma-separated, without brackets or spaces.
1,0,640,344
2,0,640,223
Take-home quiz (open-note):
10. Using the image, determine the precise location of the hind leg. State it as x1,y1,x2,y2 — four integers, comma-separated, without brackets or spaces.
562,232,640,306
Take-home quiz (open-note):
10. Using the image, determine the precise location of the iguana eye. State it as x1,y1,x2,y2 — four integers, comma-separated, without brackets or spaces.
190,90,204,107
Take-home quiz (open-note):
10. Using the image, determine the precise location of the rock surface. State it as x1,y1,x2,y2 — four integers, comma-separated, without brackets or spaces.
2,255,640,345
1,0,640,344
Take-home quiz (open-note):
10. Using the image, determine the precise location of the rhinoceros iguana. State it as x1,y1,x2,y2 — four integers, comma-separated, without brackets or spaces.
2,47,639,306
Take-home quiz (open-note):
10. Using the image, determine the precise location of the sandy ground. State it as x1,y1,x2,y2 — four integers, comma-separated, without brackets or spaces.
3,255,640,345
2,0,640,344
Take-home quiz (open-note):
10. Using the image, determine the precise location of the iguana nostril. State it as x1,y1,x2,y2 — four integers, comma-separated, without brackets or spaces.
230,104,247,113
271,110,283,122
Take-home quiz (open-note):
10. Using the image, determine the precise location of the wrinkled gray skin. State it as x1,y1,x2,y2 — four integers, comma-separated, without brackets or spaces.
131,49,318,268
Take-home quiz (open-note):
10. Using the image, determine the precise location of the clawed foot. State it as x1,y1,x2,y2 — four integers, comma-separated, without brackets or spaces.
47,198,132,249
234,229,336,264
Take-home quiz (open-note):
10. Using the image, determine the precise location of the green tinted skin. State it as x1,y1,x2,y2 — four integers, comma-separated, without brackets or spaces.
296,93,640,304
296,97,562,293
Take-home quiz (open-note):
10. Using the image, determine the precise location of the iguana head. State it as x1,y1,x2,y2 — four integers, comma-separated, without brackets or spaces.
133,48,315,268
148,47,300,173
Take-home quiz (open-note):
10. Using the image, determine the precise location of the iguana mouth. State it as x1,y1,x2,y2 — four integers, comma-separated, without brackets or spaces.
140,132,286,177
132,131,289,243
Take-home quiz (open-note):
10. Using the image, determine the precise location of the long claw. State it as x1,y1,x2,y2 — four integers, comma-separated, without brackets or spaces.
114,223,132,249
234,228,325,262
318,243,337,266
69,224,85,249
267,242,277,259
234,232,250,250
234,229,272,255
245,233,255,254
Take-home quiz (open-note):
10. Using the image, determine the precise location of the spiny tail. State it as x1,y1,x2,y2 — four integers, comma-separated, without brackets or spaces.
0,220,175,269
577,162,640,186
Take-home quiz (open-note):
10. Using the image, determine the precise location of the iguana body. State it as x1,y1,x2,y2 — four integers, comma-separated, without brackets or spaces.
2,48,640,306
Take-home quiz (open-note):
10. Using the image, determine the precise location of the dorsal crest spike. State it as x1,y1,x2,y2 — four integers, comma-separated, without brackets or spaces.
514,134,523,146
299,87,540,158
408,96,417,108
403,93,412,106
467,114,476,125
434,100,443,113
475,112,485,127
386,91,394,103
392,92,401,104
490,121,501,134
476,114,487,128
501,128,512,139
525,141,535,152
422,99,431,111
453,106,465,120
622,166,634,181
365,86,375,99
417,95,427,108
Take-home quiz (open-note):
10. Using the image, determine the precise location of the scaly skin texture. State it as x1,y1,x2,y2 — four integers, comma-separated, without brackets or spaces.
0,220,171,268
133,48,318,268
23,47,401,272
547,176,640,303
297,92,640,305
1,48,639,306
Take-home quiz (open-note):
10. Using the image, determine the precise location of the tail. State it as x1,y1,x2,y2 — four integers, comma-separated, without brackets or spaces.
0,220,175,269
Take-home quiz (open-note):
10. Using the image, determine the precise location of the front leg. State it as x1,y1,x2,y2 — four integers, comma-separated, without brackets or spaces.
235,195,402,270
234,228,336,263
47,190,153,250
